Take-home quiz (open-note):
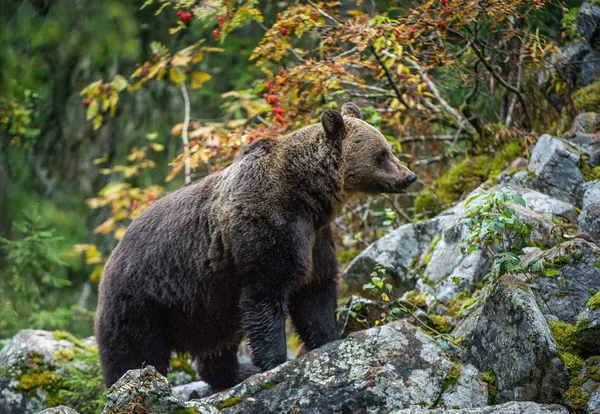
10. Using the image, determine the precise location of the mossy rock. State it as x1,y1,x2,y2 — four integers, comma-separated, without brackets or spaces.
414,139,525,216
574,80,600,113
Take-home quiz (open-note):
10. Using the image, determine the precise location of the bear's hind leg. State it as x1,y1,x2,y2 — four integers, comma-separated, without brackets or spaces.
199,342,241,390
97,304,171,387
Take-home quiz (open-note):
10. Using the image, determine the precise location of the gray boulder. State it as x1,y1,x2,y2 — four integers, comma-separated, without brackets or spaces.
34,407,80,414
393,401,569,414
589,386,600,414
345,182,568,303
343,215,452,295
579,2,600,52
528,134,584,203
571,133,600,168
579,180,600,241
463,276,569,403
172,380,212,401
0,330,93,414
102,365,217,414
197,320,487,412
519,239,600,323
575,297,600,357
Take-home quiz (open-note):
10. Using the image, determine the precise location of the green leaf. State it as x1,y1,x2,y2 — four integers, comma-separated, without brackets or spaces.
86,100,98,121
544,268,559,277
512,194,526,207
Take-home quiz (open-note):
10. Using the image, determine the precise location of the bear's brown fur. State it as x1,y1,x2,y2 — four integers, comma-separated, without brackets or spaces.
95,103,417,389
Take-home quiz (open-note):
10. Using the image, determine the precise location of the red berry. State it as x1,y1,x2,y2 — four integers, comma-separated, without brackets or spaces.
394,29,401,42
132,200,139,211
213,29,220,38
438,21,446,31
409,26,417,35
279,25,289,36
275,114,286,124
218,15,226,26
177,11,193,22
82,98,91,107
277,12,282,19
272,106,284,115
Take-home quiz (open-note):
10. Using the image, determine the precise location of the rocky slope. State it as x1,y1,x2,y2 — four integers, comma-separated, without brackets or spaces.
1,122,600,412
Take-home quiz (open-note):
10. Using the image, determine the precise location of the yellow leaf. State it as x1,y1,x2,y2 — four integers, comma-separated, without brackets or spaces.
169,68,186,85
90,265,104,284
85,245,103,264
150,143,164,151
86,100,98,121
114,226,127,241
94,218,116,234
191,72,212,89
93,115,103,130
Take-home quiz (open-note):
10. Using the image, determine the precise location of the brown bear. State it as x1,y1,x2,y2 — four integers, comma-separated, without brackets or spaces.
95,102,417,389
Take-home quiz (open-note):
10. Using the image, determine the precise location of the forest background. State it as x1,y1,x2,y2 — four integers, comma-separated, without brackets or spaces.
0,0,587,341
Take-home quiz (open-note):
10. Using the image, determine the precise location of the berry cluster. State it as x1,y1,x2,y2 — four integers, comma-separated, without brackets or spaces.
263,69,288,125
177,10,193,22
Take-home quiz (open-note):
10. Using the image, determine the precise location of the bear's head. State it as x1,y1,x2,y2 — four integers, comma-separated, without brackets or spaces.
324,102,417,194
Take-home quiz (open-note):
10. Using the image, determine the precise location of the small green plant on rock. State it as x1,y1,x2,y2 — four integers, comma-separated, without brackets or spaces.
462,187,530,277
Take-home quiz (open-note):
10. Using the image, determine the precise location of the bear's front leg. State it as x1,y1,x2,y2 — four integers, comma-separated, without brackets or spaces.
240,285,288,371
289,226,341,350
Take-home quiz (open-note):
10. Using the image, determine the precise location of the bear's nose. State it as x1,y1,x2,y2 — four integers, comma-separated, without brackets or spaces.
406,173,417,184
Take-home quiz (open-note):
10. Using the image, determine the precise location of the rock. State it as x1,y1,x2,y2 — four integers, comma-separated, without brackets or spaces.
343,215,452,295
34,407,80,414
439,363,488,409
571,134,600,168
579,180,600,241
582,50,600,86
589,386,600,413
196,320,487,412
566,112,600,137
103,365,216,414
538,41,590,111
519,239,600,323
345,182,567,303
563,356,600,412
0,330,81,372
393,401,570,413
575,299,600,357
528,134,584,203
0,330,92,414
464,276,569,404
578,2,600,52
172,380,212,401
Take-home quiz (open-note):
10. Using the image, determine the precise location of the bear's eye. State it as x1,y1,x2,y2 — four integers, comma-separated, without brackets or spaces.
377,151,388,167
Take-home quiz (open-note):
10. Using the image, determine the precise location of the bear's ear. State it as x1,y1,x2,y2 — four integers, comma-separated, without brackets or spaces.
321,109,346,141
341,102,362,119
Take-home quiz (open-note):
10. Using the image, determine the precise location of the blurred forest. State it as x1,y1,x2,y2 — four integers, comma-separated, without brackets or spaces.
0,0,587,341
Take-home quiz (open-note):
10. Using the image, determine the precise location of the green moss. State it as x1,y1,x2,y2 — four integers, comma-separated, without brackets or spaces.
442,363,462,391
52,331,84,348
403,290,428,309
174,408,200,414
17,371,64,398
481,371,497,404
581,154,600,181
261,382,278,390
563,385,589,410
430,235,442,252
337,247,361,266
429,314,451,334
54,348,75,363
457,296,479,317
219,397,243,409
574,80,600,112
549,321,584,376
446,291,474,317
575,318,590,331
413,139,524,215
587,292,600,311
414,189,441,217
